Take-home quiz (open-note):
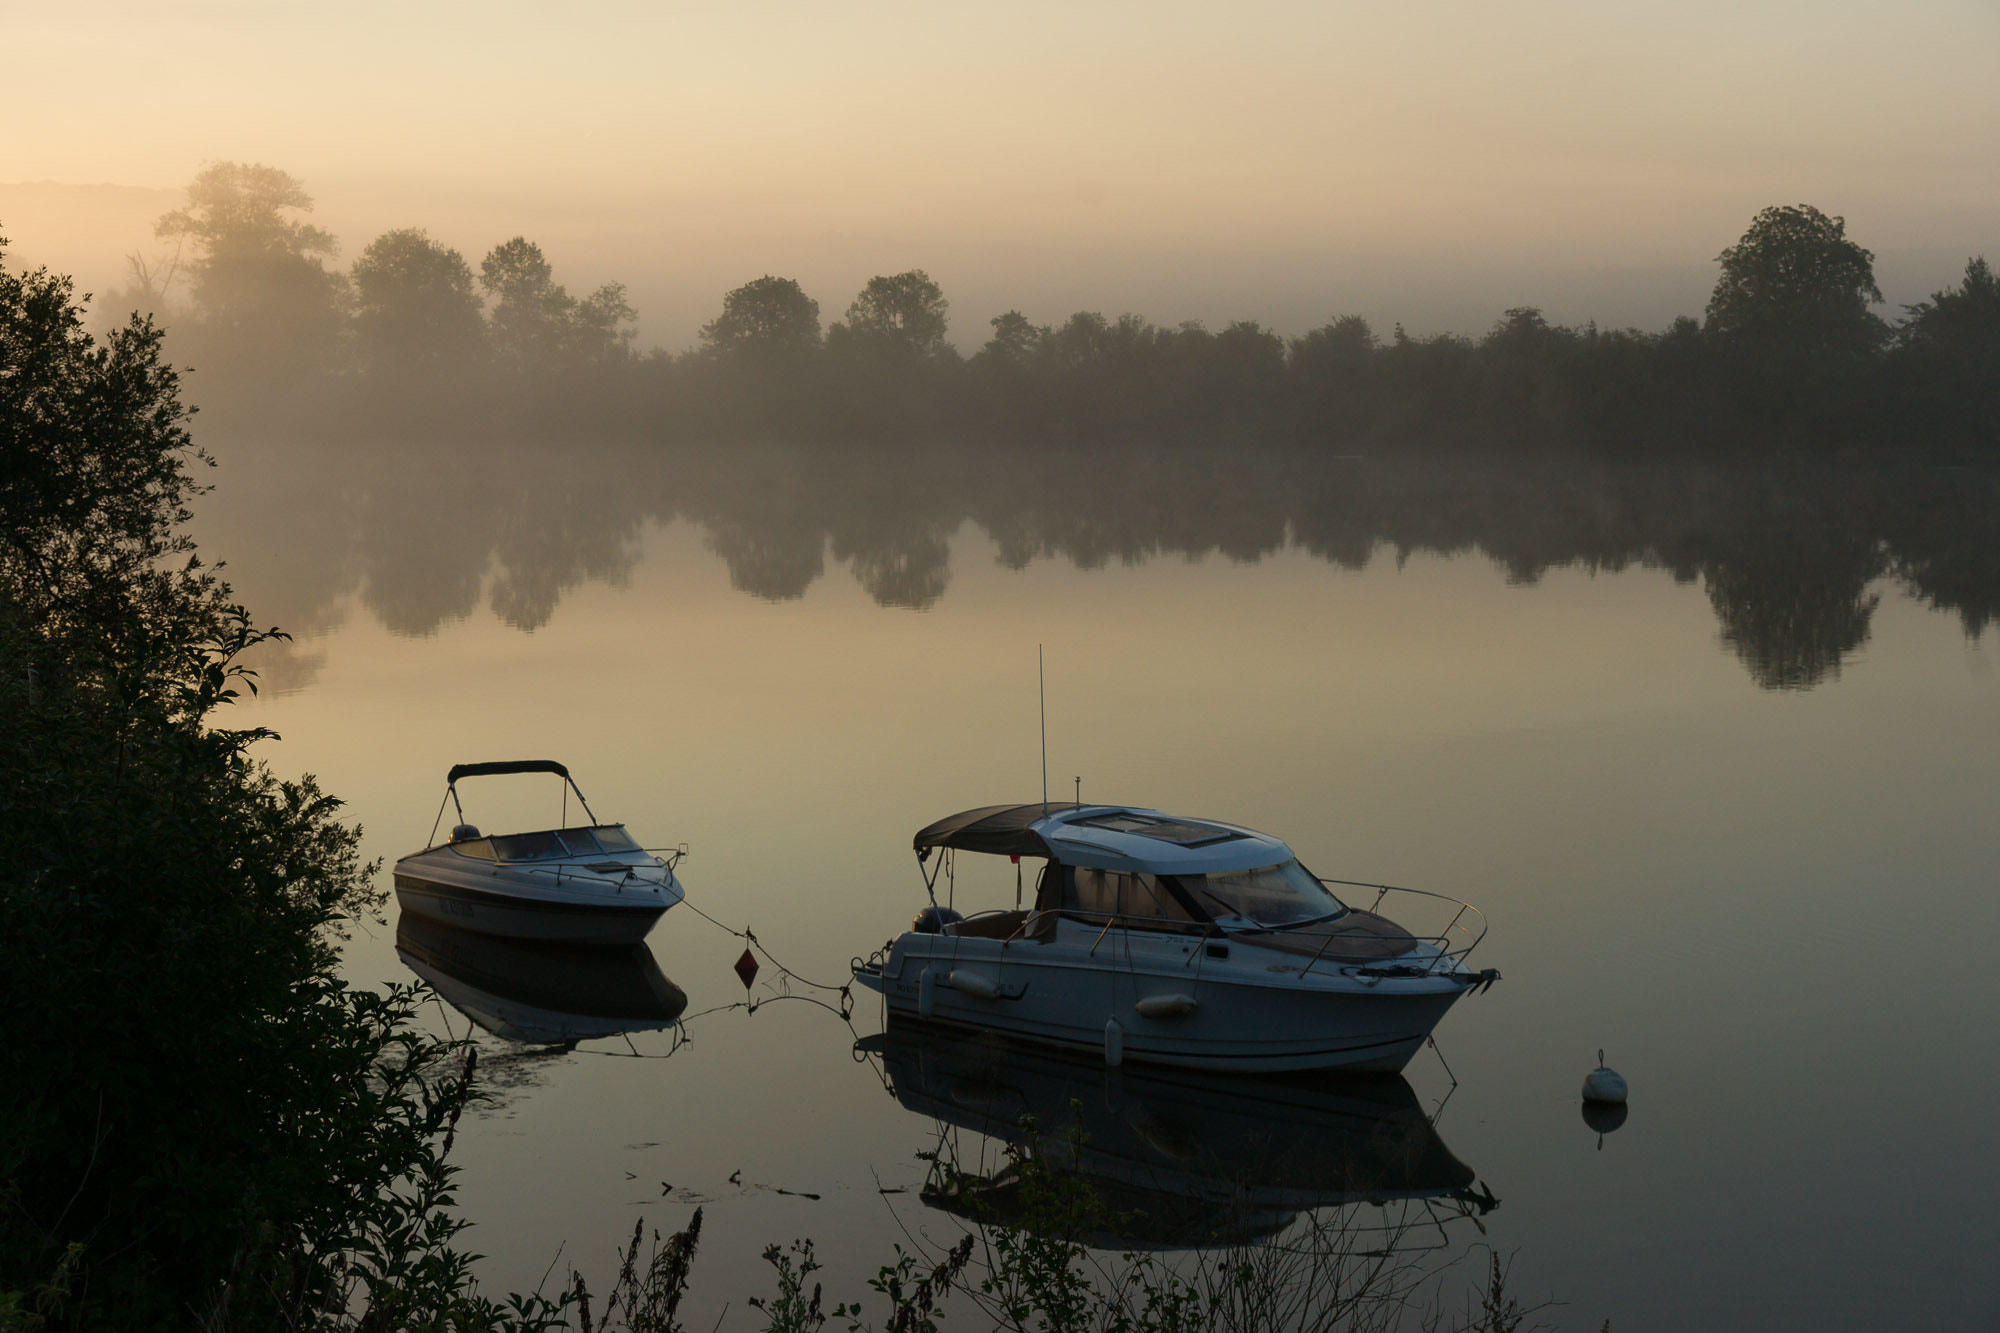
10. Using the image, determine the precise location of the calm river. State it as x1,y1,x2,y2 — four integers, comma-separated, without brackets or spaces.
199,438,2000,1331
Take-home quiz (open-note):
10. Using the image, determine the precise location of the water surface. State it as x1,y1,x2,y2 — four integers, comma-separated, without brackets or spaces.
202,440,2000,1330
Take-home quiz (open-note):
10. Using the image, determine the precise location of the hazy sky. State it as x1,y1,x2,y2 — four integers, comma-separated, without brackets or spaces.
5,0,1997,347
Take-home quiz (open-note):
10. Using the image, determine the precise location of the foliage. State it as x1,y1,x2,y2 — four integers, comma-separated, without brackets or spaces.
702,276,823,362
0,236,576,1332
1704,204,1886,358
154,162,345,374
480,237,636,371
351,229,486,375
120,166,2000,448
834,271,951,360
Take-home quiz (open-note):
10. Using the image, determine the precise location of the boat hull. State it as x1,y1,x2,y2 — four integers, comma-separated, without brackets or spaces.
394,873,668,945
854,924,1475,1074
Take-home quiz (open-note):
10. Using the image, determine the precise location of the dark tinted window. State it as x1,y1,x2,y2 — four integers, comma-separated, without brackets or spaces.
558,828,604,855
491,831,566,861
1065,868,1197,925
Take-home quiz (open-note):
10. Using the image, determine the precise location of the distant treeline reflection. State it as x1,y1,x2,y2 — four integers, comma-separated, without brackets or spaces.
211,440,1999,695
90,163,2000,449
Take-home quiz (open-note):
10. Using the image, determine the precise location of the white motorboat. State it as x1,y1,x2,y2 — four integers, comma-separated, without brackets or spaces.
851,803,1498,1073
393,760,685,944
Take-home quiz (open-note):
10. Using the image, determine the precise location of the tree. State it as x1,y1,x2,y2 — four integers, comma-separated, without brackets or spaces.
480,236,568,365
1896,256,2000,438
479,236,634,369
350,228,485,375
1,237,575,1331
1704,204,1888,360
155,162,344,372
1899,255,2000,354
700,275,821,361
977,309,1046,370
837,269,951,358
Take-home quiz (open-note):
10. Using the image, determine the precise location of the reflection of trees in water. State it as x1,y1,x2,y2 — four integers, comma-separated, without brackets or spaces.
193,437,2000,695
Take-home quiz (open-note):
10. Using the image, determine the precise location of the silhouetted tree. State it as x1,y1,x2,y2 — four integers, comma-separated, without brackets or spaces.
835,269,952,359
1895,256,2000,440
977,310,1046,370
155,162,344,375
479,236,634,370
1290,315,1379,438
1705,205,1887,361
700,275,821,361
350,228,484,375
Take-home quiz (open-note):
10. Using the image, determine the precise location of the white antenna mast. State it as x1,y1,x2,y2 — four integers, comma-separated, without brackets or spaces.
1039,644,1048,815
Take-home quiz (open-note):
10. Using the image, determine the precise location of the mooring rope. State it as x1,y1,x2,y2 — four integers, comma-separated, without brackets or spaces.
674,890,855,1011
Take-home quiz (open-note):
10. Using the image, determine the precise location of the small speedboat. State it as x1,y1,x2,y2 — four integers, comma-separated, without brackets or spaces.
851,803,1498,1073
393,760,685,944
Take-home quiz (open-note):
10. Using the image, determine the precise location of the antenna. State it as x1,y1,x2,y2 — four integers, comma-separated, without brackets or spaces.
1039,644,1048,814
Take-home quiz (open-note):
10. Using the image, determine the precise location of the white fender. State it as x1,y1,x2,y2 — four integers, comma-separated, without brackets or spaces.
917,967,936,1018
1104,1018,1124,1068
948,970,1000,1000
1133,993,1198,1020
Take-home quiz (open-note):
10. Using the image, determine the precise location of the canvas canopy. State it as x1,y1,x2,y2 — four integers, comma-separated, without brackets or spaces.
913,803,1065,858
447,760,571,784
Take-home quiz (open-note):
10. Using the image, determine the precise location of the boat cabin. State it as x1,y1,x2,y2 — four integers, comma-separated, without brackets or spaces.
914,803,1358,939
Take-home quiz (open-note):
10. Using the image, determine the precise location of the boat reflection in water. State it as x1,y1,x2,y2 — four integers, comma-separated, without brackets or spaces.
396,912,688,1046
861,1019,1496,1250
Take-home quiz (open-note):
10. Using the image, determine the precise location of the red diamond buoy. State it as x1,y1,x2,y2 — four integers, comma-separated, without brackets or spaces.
734,948,759,989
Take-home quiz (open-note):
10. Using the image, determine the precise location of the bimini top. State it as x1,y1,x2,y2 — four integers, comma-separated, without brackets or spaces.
914,803,1296,875
448,760,571,784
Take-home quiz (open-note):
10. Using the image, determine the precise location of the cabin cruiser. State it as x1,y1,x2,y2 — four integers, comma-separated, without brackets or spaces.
851,803,1497,1073
395,914,688,1046
394,760,685,945
859,1023,1492,1247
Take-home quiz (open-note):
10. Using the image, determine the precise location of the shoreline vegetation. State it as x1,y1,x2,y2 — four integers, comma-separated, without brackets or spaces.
4,234,1568,1330
59,162,2000,453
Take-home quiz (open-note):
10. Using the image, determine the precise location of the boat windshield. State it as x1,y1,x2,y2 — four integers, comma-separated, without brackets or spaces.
1176,861,1347,929
593,825,640,851
489,826,642,861
491,831,568,861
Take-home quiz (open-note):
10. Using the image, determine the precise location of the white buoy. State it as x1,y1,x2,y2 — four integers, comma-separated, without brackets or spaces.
1104,1018,1124,1068
917,967,937,1018
1582,1049,1628,1104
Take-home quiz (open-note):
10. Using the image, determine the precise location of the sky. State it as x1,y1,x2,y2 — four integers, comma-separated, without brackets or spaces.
4,0,1997,349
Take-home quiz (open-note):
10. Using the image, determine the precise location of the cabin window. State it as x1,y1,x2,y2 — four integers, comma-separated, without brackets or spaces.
593,825,640,852
451,838,496,860
491,831,567,861
1174,860,1346,928
558,827,604,855
1065,868,1198,926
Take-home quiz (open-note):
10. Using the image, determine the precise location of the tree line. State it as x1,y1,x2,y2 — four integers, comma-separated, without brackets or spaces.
96,163,2000,449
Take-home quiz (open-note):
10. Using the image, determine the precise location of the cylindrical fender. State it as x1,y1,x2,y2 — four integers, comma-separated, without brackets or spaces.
917,967,936,1018
948,970,1000,1000
1133,993,1198,1020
